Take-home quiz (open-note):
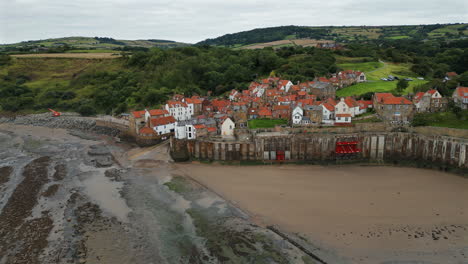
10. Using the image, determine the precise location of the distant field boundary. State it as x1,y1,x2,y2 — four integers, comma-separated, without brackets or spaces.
11,53,121,59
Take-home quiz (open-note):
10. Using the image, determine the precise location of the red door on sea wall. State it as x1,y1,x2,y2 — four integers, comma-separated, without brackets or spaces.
276,150,285,161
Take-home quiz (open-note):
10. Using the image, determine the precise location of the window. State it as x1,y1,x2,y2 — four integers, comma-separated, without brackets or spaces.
230,125,232,129
345,117,349,122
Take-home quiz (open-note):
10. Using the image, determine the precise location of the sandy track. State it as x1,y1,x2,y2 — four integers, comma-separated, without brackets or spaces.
178,164,468,263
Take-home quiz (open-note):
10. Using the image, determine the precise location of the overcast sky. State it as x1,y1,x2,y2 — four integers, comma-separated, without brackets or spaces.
1,0,467,44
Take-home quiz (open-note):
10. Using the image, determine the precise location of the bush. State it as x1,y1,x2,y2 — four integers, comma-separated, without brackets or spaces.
77,104,97,116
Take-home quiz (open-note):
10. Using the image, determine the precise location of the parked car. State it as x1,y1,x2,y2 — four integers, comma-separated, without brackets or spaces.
393,76,400,80
417,77,424,80
380,78,388,81
404,78,413,81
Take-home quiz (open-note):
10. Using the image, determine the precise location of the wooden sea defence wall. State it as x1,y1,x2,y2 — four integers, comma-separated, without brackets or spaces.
174,132,468,170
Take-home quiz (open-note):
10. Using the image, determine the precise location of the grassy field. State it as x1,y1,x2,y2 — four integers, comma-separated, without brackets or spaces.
11,53,120,59
337,61,383,72
387,36,410,40
3,57,123,92
336,61,427,97
248,119,287,129
414,111,468,130
331,27,381,40
65,49,117,53
241,39,333,50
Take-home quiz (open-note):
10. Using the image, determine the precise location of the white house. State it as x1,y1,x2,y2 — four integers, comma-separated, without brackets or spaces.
292,106,303,125
165,101,192,121
221,117,235,137
185,124,196,140
321,103,335,124
175,122,187,139
184,99,195,117
356,72,366,83
151,116,176,136
453,87,468,110
278,80,293,93
335,114,352,124
335,98,354,117
229,90,239,101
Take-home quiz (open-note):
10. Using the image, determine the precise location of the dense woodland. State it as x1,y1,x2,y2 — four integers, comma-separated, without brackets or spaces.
0,34,467,118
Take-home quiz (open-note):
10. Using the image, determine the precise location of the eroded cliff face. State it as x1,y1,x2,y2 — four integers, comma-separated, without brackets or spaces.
176,132,468,172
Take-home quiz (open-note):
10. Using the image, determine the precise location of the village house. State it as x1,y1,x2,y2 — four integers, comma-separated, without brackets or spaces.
373,93,414,123
334,98,354,119
129,109,170,136
277,80,293,93
444,72,458,82
291,106,304,125
357,100,373,115
165,101,191,121
321,102,335,124
258,107,273,119
308,81,336,99
229,89,240,101
272,105,290,120
151,116,176,136
413,89,446,112
186,97,203,115
304,105,323,124
221,117,235,137
248,108,259,119
335,113,352,124
452,87,468,109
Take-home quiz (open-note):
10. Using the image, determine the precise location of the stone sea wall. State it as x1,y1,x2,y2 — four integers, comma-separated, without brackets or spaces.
172,130,468,172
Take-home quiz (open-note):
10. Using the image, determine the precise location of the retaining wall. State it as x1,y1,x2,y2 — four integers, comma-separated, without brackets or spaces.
173,131,468,171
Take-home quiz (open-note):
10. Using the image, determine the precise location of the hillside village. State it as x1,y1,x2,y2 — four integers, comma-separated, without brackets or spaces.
127,71,466,142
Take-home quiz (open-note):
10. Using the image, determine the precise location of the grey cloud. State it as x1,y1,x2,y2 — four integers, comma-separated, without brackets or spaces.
0,0,467,44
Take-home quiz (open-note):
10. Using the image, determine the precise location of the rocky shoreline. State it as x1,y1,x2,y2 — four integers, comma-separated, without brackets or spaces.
0,113,121,137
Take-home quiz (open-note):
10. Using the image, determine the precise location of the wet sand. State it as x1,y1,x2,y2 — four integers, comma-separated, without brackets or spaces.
178,164,468,263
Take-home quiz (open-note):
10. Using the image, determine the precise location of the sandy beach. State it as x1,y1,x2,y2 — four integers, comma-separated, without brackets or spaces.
177,164,468,263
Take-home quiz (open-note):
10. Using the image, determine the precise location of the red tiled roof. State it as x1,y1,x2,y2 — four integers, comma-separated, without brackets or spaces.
357,100,373,109
298,91,307,96
413,92,425,102
322,103,335,111
447,72,458,77
278,80,290,87
139,127,155,135
132,110,146,118
148,109,168,116
258,108,272,116
344,97,359,108
207,127,217,132
212,99,231,108
336,113,352,117
297,99,315,106
426,89,437,95
325,98,337,106
318,77,330,83
167,100,188,108
375,93,394,103
455,87,468,98
382,97,412,105
273,105,289,111
151,116,176,127
185,98,202,104
193,124,206,129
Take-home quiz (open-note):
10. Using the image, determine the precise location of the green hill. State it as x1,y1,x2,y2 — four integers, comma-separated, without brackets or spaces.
0,37,190,53
197,24,468,47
